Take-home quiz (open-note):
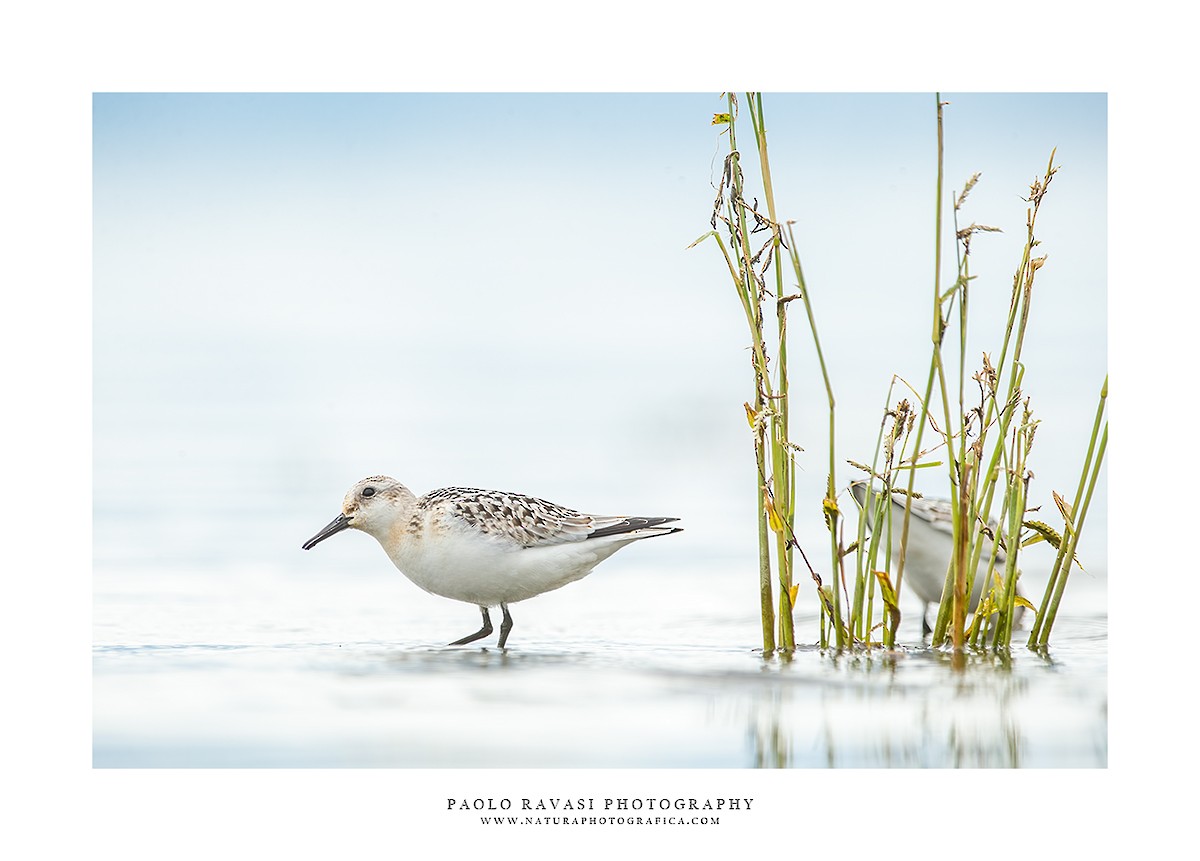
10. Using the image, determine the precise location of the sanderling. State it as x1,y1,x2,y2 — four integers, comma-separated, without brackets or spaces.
302,476,681,647
849,480,1015,635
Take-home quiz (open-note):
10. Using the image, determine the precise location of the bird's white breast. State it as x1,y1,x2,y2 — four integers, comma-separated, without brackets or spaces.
374,513,631,607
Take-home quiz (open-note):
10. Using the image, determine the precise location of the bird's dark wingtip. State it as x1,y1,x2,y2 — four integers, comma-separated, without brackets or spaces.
652,526,684,539
587,517,682,540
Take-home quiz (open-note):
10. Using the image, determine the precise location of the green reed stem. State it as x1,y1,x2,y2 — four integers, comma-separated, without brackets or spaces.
905,93,959,648
933,151,1058,649
1029,375,1107,647
783,223,840,646
1038,424,1106,644
747,94,796,651
725,102,776,655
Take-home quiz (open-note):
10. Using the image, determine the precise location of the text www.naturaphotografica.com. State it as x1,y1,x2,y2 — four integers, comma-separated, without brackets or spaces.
479,815,720,826
449,797,752,826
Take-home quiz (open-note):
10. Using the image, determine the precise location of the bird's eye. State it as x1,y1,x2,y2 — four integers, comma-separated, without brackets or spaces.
362,487,376,498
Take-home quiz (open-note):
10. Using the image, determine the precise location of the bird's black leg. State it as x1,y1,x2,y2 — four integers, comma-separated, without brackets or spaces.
496,603,514,648
449,606,493,646
921,603,932,638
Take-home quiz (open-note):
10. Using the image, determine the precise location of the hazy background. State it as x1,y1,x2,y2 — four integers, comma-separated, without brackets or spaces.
93,93,1107,592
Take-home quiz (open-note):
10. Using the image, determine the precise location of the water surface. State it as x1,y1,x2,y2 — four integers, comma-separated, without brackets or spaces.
93,563,1106,767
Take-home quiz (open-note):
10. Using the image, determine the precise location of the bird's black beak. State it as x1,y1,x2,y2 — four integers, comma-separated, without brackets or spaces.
302,513,352,550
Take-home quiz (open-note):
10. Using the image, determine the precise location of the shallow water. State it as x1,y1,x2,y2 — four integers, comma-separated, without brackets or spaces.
93,562,1106,768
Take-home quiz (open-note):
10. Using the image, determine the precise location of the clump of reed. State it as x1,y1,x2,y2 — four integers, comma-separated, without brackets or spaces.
691,93,837,653
697,93,1106,654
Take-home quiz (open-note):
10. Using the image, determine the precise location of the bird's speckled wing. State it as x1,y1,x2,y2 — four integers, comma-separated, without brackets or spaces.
895,494,1006,561
417,487,673,548
902,495,956,535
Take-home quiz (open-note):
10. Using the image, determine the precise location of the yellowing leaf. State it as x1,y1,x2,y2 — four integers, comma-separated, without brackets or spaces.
871,570,899,606
974,594,998,618
744,402,757,429
1014,594,1036,611
821,495,839,531
1026,516,1086,570
1052,490,1074,526
1021,519,1062,549
787,584,799,606
712,112,732,125
765,497,784,534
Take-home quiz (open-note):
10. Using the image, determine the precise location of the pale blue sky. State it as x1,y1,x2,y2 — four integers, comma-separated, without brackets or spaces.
93,92,1107,572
